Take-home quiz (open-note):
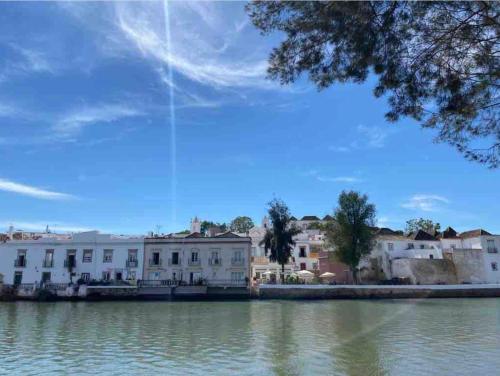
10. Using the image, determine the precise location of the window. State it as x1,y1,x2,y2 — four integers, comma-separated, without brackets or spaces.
429,254,434,259
44,250,54,267
231,271,244,281
388,243,394,251
41,272,51,283
115,271,123,281
300,263,306,270
83,249,93,263
492,262,498,271
81,273,90,282
128,249,138,261
172,252,179,265
420,244,425,249
251,247,257,256
128,271,136,280
152,251,161,266
487,239,497,253
191,251,199,262
233,250,242,261
103,249,113,263
255,272,261,279
102,271,111,281
299,246,307,258
15,250,27,267
408,243,415,249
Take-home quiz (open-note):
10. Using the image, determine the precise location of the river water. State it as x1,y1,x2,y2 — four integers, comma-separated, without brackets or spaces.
0,299,499,375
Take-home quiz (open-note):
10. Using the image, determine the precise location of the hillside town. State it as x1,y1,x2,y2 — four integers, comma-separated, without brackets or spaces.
0,214,499,300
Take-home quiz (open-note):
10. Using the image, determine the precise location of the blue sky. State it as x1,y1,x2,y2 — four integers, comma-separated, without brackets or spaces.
0,2,498,235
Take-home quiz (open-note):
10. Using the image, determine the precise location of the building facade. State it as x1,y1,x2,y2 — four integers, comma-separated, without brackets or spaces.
249,216,325,282
0,231,144,285
143,232,252,286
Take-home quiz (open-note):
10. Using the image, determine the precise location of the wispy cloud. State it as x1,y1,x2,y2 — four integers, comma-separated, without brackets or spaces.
401,194,450,212
330,125,393,152
53,104,144,139
113,2,271,90
0,220,92,233
0,178,77,201
305,170,363,183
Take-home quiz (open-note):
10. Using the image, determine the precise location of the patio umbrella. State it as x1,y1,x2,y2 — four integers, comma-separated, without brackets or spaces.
297,270,314,278
262,270,273,276
319,272,336,278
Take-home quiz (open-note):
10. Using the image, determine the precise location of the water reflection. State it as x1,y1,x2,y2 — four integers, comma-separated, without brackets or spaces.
0,299,499,375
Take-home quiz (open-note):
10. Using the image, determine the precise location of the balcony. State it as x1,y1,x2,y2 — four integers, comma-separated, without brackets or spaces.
487,247,498,254
209,258,222,266
188,259,201,266
42,259,54,268
14,258,26,268
168,258,181,266
149,258,162,267
64,259,76,268
126,259,138,268
231,258,245,266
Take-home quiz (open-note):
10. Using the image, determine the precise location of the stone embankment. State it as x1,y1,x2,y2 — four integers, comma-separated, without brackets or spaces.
257,284,500,299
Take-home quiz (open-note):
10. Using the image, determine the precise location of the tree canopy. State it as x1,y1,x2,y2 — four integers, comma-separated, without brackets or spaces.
324,191,376,283
260,198,301,282
247,1,500,167
200,221,227,235
230,216,255,233
405,218,441,235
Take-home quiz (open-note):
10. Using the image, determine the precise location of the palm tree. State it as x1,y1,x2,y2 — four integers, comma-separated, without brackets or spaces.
260,199,301,283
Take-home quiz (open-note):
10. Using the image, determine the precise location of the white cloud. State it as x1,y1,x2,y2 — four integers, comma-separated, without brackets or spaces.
329,146,350,153
0,220,92,233
317,176,362,183
401,194,450,212
114,2,271,90
356,125,389,148
53,104,144,139
0,178,76,201
305,170,362,183
330,125,392,152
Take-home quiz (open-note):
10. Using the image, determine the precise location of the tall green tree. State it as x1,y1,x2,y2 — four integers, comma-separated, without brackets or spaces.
230,216,255,233
247,1,500,167
405,218,441,235
325,191,376,283
260,199,301,283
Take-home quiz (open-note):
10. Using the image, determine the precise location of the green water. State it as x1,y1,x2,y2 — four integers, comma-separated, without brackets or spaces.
0,299,499,375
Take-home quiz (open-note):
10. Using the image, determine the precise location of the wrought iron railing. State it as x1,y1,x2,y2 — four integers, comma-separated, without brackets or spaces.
42,259,54,268
209,258,222,266
14,259,27,267
126,259,138,268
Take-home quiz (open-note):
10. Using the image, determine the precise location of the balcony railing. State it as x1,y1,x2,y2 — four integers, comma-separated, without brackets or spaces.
231,258,245,266
138,279,180,288
188,259,201,266
487,247,498,254
42,259,54,268
126,259,138,268
168,258,181,266
149,258,162,267
14,258,27,267
209,258,222,266
64,259,76,268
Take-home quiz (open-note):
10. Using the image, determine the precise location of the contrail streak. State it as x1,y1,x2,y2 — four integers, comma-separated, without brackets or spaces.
163,0,177,229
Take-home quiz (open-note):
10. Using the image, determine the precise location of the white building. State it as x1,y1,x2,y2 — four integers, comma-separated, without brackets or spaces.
143,232,251,287
249,216,325,281
442,228,500,284
0,231,144,285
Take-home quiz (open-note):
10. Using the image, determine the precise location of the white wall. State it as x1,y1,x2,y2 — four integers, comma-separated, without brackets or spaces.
144,238,251,284
0,232,144,285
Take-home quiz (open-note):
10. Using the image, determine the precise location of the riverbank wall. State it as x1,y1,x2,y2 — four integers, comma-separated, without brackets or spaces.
3,283,500,301
257,284,500,299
